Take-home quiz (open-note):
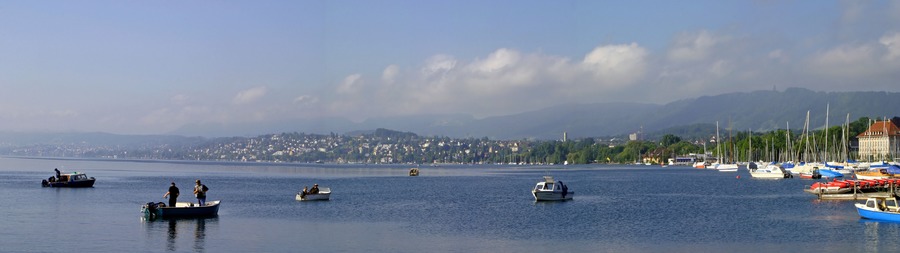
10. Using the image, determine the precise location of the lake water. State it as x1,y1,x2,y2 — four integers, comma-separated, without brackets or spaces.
1,157,898,253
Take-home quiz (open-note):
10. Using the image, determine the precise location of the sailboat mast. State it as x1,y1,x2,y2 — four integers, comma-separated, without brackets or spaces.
824,103,829,163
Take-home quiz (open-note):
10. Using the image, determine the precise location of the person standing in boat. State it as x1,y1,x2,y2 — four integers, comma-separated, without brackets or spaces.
54,168,61,179
163,182,180,207
193,180,208,206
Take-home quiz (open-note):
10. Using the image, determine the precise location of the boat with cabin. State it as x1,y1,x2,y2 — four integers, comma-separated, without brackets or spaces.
855,197,900,222
41,172,95,188
532,176,573,201
141,200,221,219
749,163,792,179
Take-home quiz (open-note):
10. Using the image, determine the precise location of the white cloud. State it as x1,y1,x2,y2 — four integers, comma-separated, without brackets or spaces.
293,95,319,105
382,65,399,84
336,74,363,94
667,30,723,62
582,43,649,85
421,54,457,77
232,86,268,105
880,32,900,61
468,48,520,73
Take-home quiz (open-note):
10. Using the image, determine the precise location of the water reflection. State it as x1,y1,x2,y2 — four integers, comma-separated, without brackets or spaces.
167,219,177,251
194,218,206,252
143,217,215,252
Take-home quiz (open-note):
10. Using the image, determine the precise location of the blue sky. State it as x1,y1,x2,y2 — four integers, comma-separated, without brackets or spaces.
1,1,899,134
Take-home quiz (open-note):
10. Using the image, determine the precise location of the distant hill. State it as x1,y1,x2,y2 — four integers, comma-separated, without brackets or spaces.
166,87,900,140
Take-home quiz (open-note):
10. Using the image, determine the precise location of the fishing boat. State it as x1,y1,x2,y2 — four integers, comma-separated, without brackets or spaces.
296,187,331,201
855,197,900,222
141,200,221,219
41,172,95,188
532,176,573,201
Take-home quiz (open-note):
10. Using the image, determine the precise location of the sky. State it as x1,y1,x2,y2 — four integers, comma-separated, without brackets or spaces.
1,1,899,135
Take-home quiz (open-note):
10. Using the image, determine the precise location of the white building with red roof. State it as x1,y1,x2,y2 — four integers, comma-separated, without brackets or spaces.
857,117,900,161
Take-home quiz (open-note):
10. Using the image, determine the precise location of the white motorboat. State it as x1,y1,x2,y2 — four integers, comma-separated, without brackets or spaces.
532,176,573,201
749,163,791,179
296,187,331,201
716,163,738,172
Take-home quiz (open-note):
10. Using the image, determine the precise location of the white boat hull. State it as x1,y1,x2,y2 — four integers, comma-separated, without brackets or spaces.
296,187,331,201
532,191,574,201
716,164,738,172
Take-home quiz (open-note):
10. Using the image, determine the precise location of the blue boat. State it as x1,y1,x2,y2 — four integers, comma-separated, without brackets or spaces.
855,197,900,222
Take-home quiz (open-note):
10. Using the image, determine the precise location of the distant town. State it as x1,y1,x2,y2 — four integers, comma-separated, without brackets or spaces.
1,117,898,165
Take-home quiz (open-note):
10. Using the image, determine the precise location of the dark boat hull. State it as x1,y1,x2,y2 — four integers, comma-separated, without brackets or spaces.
41,179,95,188
144,201,221,218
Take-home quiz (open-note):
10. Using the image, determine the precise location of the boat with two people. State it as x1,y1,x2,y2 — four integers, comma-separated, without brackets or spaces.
41,169,95,188
296,184,331,201
532,176,573,201
141,200,221,219
855,196,900,222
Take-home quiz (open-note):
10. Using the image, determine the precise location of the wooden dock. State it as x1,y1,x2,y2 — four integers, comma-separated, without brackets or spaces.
806,191,894,200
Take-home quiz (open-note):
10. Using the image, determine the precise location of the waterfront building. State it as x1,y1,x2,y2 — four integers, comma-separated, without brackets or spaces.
857,117,900,162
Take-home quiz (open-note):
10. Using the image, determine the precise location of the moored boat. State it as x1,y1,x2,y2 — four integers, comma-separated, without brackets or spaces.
716,163,738,172
41,172,95,188
749,163,791,179
692,161,707,169
296,187,331,201
532,176,573,201
855,197,900,222
142,200,221,219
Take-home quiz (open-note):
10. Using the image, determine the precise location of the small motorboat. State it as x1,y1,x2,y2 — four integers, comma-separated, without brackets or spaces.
296,187,331,201
799,168,822,179
532,176,573,201
409,167,420,176
856,197,900,222
749,164,792,179
41,172,95,188
142,200,221,219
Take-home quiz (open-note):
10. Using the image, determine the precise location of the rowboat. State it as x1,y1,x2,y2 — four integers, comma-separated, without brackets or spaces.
142,200,220,219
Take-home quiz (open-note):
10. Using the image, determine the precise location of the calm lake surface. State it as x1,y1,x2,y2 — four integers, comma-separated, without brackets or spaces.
1,157,898,253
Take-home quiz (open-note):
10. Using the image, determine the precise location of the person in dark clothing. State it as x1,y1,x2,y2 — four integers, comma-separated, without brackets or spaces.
54,168,61,179
163,182,180,207
309,184,320,194
300,186,309,198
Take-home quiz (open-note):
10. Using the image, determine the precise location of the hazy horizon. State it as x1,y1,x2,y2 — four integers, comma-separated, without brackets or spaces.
3,1,900,135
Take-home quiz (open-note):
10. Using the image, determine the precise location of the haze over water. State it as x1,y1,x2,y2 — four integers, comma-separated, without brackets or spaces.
1,157,898,252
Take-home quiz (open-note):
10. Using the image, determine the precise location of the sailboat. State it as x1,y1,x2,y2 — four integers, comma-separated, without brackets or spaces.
716,121,738,172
